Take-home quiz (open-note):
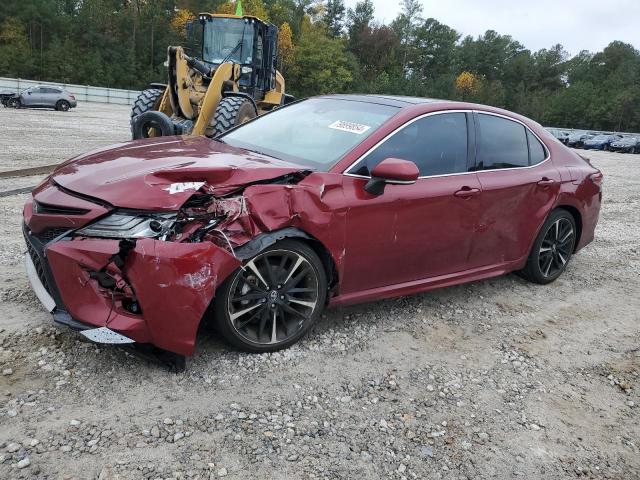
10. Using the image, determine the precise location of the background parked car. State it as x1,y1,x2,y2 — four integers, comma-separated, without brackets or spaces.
583,133,623,151
610,136,640,154
7,86,77,111
547,128,570,144
566,132,594,148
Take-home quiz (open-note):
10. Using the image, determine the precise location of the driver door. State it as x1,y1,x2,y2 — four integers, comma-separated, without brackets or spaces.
21,87,36,106
340,111,484,294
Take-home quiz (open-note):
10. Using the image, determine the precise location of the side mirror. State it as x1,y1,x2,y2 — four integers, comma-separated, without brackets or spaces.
364,158,420,196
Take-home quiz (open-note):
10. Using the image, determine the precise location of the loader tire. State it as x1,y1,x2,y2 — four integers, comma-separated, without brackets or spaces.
210,97,256,137
130,88,164,134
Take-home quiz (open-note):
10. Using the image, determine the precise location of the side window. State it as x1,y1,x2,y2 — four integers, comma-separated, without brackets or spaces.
527,130,546,165
477,114,529,169
352,112,468,177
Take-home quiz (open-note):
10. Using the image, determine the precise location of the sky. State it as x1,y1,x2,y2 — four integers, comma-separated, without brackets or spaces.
343,0,640,55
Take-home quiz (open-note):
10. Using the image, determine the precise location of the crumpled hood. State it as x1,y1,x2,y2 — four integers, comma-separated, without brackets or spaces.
51,136,306,210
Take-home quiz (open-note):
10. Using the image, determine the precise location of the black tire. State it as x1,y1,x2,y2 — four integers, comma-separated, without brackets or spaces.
130,88,164,134
131,111,175,139
56,100,70,111
603,144,608,151
519,209,577,284
631,147,636,154
7,97,20,108
213,239,327,353
210,96,257,137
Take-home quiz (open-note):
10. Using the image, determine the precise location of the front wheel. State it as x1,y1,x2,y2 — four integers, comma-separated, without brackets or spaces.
519,209,577,284
214,240,327,352
210,96,257,137
7,97,20,108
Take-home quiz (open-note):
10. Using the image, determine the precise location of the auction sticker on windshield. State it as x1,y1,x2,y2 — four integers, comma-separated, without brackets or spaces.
328,120,371,134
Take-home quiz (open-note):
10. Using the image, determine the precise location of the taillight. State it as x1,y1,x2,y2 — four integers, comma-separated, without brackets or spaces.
589,171,603,187
70,95,75,100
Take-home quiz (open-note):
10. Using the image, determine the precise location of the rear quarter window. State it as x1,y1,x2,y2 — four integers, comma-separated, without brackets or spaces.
477,114,529,169
527,130,547,165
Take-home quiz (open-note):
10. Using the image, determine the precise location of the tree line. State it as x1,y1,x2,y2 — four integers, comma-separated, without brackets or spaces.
1,0,639,131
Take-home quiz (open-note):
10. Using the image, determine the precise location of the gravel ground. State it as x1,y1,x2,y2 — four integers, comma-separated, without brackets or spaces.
0,105,639,480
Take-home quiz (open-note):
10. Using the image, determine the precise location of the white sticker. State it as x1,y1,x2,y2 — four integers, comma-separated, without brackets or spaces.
328,120,371,135
80,327,135,344
165,182,205,194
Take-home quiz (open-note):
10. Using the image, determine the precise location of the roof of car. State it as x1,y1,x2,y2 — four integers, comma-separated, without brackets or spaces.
321,94,444,108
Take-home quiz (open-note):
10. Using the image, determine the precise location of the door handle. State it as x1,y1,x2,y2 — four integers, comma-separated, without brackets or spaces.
454,187,481,198
537,177,556,187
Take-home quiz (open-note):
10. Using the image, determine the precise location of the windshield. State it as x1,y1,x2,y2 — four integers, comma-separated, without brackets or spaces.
221,98,399,170
202,17,254,64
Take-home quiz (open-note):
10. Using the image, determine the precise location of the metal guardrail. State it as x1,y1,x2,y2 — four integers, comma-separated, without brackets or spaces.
0,77,141,105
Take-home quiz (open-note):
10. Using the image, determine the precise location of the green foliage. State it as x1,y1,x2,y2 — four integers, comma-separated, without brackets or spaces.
288,22,352,96
323,0,345,38
0,0,638,130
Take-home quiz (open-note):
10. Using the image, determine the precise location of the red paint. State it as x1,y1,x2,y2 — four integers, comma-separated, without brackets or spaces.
371,158,420,182
23,96,601,356
51,136,305,210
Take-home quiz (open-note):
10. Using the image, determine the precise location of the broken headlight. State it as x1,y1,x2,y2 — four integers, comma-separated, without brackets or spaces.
77,212,176,239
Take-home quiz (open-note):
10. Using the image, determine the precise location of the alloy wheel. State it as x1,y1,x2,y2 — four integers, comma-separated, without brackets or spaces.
227,249,320,345
538,218,575,278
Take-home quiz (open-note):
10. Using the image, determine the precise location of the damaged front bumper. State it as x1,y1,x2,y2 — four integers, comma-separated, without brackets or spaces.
23,222,240,357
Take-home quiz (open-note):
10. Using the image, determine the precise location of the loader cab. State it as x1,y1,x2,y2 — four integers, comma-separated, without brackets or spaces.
198,14,278,101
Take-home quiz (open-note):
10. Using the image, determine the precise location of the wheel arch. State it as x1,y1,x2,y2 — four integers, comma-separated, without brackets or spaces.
555,205,583,252
148,83,167,91
235,227,339,292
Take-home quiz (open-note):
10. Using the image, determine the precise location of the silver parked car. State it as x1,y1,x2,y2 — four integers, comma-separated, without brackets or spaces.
6,86,77,111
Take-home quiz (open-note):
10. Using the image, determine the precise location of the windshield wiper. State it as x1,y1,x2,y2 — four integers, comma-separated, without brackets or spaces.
221,40,243,64
220,21,248,65
243,147,282,160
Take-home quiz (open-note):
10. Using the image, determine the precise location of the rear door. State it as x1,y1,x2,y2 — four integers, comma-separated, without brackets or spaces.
341,111,484,293
32,87,49,106
43,87,61,107
470,112,560,267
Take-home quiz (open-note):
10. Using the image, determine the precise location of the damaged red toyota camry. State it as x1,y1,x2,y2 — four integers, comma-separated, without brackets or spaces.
23,95,602,362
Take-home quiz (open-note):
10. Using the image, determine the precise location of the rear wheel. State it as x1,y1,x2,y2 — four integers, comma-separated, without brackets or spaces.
214,240,327,352
210,96,256,137
56,100,70,111
519,209,577,284
130,88,164,136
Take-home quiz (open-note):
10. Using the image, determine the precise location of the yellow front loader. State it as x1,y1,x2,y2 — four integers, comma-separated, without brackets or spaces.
131,13,292,139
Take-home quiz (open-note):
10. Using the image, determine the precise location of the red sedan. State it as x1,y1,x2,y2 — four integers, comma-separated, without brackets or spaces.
22,95,602,362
